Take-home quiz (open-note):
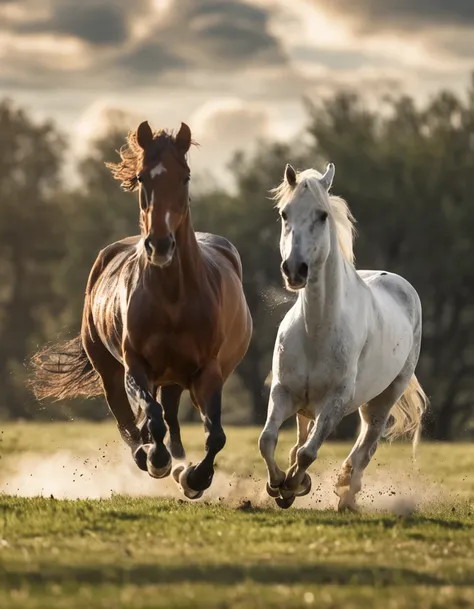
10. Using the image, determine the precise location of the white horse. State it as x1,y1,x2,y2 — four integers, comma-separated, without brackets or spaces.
259,162,428,510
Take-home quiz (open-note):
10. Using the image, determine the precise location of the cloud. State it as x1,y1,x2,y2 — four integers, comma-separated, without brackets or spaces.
428,27,474,61
116,42,187,77
0,0,472,183
188,99,273,186
312,0,474,31
292,45,392,71
302,0,474,68
0,0,291,95
192,99,271,143
123,0,288,75
45,5,129,46
1,0,150,46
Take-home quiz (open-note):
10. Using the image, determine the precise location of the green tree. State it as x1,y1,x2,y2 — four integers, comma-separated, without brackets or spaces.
191,143,308,424
49,113,140,420
9,82,474,440
305,85,474,439
0,100,66,418
56,112,139,330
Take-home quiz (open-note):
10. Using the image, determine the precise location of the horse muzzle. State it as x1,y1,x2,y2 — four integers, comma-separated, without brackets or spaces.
281,258,308,290
144,234,176,267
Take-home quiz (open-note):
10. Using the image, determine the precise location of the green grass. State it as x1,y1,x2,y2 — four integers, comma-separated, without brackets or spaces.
0,423,473,608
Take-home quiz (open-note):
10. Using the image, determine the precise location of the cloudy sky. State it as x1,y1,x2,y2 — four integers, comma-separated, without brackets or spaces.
1,0,473,181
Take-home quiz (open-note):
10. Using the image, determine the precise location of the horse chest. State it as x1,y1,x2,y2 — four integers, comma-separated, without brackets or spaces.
276,327,348,410
130,303,218,383
146,335,203,383
282,356,334,407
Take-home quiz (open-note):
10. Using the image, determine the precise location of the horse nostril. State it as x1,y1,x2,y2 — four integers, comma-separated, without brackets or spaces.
298,262,308,280
281,260,290,277
144,237,154,256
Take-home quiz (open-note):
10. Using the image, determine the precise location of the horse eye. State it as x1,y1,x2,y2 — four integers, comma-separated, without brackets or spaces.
136,174,143,184
280,210,287,222
321,211,328,222
184,175,190,185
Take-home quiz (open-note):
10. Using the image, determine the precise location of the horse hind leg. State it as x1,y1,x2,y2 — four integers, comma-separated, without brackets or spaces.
160,385,186,460
174,361,226,499
334,414,377,512
289,414,313,467
335,378,408,512
283,414,313,499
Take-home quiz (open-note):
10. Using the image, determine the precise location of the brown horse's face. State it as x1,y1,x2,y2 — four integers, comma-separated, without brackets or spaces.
136,122,192,267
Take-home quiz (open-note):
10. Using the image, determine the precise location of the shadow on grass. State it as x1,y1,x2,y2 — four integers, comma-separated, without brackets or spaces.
242,509,473,531
0,562,464,588
410,516,472,530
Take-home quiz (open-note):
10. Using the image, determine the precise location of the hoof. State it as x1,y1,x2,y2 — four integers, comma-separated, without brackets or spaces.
294,473,312,497
147,459,172,479
174,465,205,500
279,486,295,500
275,494,295,509
172,464,185,484
183,487,204,500
266,483,281,498
337,497,358,513
146,444,172,479
133,445,148,472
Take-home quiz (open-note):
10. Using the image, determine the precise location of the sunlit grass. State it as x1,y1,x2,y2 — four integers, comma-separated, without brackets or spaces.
0,422,473,608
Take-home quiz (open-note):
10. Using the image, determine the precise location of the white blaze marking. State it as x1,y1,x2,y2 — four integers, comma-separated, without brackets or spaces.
165,211,171,230
150,190,154,208
150,162,166,178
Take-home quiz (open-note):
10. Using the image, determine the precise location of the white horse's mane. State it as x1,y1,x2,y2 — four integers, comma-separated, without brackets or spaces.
272,168,356,265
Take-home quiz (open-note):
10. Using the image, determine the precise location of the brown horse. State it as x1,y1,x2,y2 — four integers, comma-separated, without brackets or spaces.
31,121,252,499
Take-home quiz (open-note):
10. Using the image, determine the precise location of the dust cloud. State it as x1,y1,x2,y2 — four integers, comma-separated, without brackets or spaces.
0,442,445,513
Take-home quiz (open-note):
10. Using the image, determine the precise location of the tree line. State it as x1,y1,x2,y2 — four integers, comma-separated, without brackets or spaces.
1,78,474,440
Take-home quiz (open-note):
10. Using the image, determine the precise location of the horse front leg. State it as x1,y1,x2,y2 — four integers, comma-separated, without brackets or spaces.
283,393,350,506
173,361,225,499
259,384,298,507
124,349,172,479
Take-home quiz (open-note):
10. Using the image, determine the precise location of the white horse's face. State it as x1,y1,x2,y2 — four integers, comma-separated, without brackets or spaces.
279,163,335,290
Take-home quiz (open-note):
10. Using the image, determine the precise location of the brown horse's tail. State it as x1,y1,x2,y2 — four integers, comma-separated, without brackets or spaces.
30,335,102,401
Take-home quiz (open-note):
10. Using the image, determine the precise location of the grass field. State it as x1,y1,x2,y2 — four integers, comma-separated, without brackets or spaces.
0,422,473,608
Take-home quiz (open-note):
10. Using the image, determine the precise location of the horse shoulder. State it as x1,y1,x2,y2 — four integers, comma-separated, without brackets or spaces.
272,308,305,384
86,236,141,295
196,232,243,280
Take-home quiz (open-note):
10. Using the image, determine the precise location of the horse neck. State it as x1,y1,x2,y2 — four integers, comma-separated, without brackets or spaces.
299,223,348,336
143,210,204,303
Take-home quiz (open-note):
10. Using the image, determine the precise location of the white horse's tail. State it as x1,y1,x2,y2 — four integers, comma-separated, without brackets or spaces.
384,375,429,455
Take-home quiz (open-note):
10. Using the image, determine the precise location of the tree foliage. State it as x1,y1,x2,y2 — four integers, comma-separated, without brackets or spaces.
1,81,474,439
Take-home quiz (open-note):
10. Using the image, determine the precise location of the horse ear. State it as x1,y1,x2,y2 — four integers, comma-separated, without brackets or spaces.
320,163,335,191
285,163,297,187
176,122,192,152
136,121,154,150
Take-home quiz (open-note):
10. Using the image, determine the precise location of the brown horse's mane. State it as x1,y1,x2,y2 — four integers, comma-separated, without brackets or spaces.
106,129,197,192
